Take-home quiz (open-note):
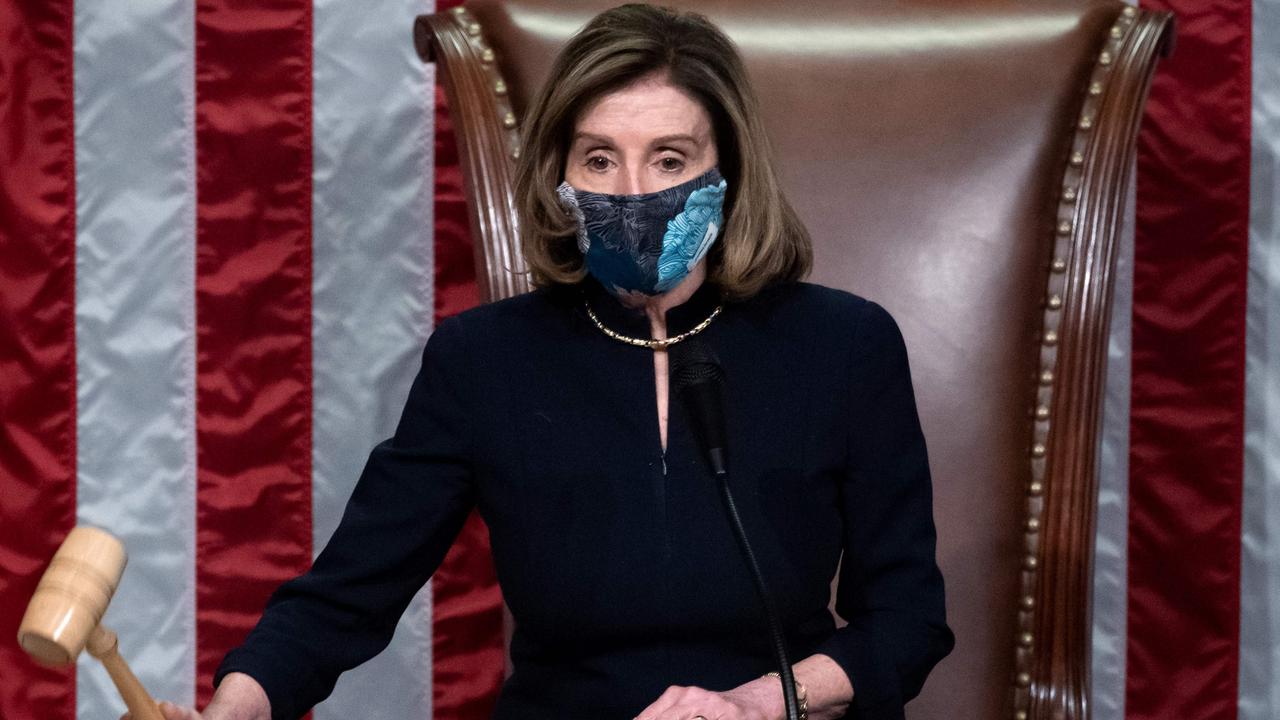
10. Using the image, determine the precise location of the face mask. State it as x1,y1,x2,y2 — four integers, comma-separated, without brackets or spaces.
556,166,728,298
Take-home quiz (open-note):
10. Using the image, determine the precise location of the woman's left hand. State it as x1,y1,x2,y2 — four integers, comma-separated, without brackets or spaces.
634,675,781,720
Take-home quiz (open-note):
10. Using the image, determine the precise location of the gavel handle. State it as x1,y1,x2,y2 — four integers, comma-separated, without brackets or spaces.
86,625,165,720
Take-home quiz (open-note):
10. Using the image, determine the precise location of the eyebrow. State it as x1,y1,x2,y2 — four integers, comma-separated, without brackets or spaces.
572,131,703,148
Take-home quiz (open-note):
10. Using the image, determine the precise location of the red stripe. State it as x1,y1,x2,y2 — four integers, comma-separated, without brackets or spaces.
1128,2,1251,718
0,0,78,717
431,89,483,320
194,0,314,708
429,3,504,711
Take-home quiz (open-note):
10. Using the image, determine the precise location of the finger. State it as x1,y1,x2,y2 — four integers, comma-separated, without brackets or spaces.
655,690,734,720
635,685,688,720
158,700,196,720
655,706,717,720
652,688,721,720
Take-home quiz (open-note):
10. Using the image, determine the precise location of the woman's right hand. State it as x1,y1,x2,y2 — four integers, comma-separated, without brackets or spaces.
120,672,270,720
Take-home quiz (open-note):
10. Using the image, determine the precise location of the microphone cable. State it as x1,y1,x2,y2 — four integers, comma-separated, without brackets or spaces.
670,338,801,720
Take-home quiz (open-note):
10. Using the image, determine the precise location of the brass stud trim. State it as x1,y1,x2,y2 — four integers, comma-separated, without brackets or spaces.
481,47,495,63
512,146,521,160
494,79,507,95
1014,14,1129,700
467,22,480,35
1015,712,1028,720
502,111,517,129
450,5,464,14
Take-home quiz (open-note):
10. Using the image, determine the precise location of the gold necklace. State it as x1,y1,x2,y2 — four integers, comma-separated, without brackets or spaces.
583,300,723,349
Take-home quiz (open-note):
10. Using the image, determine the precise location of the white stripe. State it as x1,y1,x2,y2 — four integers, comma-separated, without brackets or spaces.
1090,160,1134,720
72,0,198,715
1088,2,1136,711
1240,0,1280,715
310,0,438,716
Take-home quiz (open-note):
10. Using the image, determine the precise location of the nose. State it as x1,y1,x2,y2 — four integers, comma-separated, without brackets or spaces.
616,166,646,196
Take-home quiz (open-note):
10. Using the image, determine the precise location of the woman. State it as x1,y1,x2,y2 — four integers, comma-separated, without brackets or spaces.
145,4,954,719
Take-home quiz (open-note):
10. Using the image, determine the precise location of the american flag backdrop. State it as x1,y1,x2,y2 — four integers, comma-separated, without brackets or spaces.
0,0,1275,719
0,0,503,716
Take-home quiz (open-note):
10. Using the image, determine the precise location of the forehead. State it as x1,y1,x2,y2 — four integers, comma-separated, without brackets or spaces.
573,76,713,144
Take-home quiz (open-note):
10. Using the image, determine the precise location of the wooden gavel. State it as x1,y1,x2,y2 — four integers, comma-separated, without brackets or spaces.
17,526,164,720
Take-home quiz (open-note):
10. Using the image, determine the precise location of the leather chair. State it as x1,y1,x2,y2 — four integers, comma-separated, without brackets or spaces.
413,2,1174,717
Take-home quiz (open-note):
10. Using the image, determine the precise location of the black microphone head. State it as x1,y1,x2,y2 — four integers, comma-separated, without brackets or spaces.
670,337,729,475
670,337,724,397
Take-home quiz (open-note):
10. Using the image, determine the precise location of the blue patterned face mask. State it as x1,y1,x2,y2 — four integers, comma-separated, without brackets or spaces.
556,166,728,298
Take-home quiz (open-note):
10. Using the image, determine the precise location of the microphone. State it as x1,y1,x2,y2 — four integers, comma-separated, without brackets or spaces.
669,338,800,720
669,338,728,476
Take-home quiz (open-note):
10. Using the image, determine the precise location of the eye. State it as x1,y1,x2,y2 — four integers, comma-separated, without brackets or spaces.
585,155,613,172
658,156,685,173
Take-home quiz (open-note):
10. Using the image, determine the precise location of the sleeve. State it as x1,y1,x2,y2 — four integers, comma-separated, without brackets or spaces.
213,314,478,720
812,299,956,720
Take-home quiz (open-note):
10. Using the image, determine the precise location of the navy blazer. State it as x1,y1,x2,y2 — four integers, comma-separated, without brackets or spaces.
216,275,955,719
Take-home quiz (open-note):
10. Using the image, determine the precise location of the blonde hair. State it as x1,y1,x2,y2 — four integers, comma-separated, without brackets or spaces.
514,3,812,301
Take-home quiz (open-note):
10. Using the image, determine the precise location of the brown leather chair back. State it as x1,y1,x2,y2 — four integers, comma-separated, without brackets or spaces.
415,3,1173,717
